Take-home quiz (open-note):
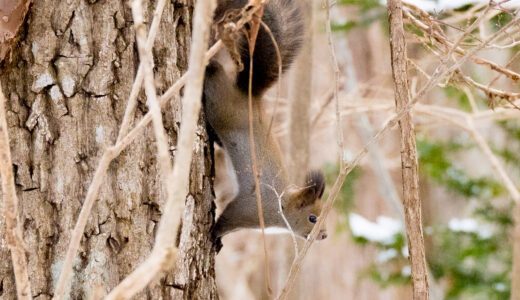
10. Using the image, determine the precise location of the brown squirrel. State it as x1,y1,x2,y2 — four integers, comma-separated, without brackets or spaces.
204,0,327,241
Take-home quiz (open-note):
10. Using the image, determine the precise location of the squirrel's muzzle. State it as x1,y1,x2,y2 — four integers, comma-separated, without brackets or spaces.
316,230,327,240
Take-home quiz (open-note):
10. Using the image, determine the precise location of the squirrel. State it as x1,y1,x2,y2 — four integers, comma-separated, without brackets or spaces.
203,0,327,241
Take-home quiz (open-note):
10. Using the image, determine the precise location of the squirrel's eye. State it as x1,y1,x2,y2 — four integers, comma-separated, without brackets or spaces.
309,215,317,223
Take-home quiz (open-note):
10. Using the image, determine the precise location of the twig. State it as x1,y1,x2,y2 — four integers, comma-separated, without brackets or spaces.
356,116,405,219
310,85,335,128
246,3,273,293
53,1,262,298
116,0,168,142
465,117,520,300
262,183,299,256
462,86,479,113
131,0,175,250
0,83,32,300
52,0,171,297
456,71,520,106
404,6,520,82
53,151,115,300
324,0,344,167
277,5,520,300
105,0,216,298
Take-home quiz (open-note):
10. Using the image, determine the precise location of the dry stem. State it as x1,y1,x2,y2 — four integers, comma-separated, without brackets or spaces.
324,0,344,167
106,0,216,297
0,83,32,300
388,0,429,298
277,4,520,299
116,0,168,142
53,0,265,297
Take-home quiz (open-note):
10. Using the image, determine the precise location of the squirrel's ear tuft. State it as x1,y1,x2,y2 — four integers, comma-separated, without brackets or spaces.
305,170,325,199
288,170,326,208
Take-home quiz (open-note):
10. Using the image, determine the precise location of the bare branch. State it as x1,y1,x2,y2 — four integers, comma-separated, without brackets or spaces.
324,0,345,166
52,0,171,297
0,83,32,300
116,0,169,142
52,0,270,297
277,5,520,300
105,0,216,297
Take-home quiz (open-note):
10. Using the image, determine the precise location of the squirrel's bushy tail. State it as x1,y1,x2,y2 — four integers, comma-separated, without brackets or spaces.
214,0,303,96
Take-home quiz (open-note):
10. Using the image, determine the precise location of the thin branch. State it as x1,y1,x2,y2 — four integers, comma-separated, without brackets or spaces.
466,120,520,203
246,4,273,293
324,0,345,167
456,71,520,107
277,6,520,300
260,20,283,148
356,116,405,219
262,183,299,257
53,1,263,298
131,0,175,250
0,83,32,300
404,6,520,82
105,0,216,298
52,0,170,297
116,0,168,142
53,150,115,300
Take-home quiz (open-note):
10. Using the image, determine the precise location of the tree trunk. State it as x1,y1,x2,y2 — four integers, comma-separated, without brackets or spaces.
0,0,218,299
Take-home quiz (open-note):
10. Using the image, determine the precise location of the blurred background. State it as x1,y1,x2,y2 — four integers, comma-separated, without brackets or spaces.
214,1,520,299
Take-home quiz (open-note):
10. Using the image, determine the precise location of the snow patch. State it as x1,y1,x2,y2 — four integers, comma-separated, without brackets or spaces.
448,218,492,238
494,283,507,291
377,249,398,263
402,245,409,258
402,266,411,277
349,213,403,244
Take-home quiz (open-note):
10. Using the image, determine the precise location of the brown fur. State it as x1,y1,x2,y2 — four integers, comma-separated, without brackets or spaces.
204,0,326,241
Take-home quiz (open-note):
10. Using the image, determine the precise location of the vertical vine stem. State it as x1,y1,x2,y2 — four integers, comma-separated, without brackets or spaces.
0,83,32,300
105,0,217,298
387,0,429,298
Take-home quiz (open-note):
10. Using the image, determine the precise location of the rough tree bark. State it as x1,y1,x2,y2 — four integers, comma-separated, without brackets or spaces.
0,0,218,299
387,1,429,299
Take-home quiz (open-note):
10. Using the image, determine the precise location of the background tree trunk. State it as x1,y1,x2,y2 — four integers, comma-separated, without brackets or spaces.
0,0,218,299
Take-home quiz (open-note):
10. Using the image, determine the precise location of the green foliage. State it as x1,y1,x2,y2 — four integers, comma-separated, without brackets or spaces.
332,1,519,298
332,0,387,33
428,224,511,299
489,12,513,32
366,261,412,288
348,135,513,298
444,86,473,112
337,0,380,12
416,136,511,298
355,231,412,287
417,137,504,198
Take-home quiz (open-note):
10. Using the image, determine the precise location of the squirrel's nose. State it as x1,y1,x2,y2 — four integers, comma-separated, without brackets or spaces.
317,230,327,240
